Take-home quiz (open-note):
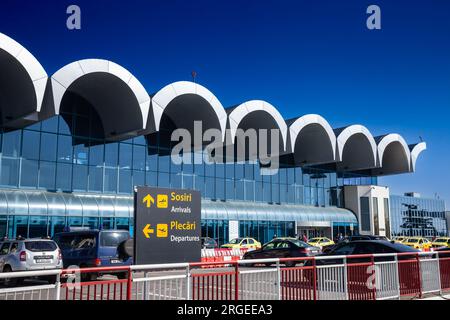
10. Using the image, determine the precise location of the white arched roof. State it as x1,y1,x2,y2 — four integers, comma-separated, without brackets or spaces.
336,125,378,170
377,134,411,170
289,114,336,161
51,59,150,129
152,81,227,141
410,142,427,172
228,100,288,150
0,32,48,112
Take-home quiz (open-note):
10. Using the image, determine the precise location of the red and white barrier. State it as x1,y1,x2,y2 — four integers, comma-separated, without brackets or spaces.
201,248,249,265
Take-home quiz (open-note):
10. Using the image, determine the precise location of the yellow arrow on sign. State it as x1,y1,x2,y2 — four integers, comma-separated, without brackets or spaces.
143,224,154,238
143,194,155,208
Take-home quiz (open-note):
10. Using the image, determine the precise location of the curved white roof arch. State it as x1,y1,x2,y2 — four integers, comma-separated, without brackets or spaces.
51,59,150,140
228,100,288,150
52,59,150,122
289,114,336,164
410,142,427,172
152,81,227,141
377,134,411,169
336,125,378,170
0,32,48,125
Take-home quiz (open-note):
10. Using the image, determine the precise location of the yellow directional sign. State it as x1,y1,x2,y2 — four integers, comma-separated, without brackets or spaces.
143,194,155,208
143,224,154,238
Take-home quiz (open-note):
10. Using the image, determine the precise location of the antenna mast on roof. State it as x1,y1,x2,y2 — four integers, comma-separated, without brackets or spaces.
191,70,197,83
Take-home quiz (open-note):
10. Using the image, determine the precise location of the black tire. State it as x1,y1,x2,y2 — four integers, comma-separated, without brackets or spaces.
2,266,18,287
79,265,98,282
117,239,134,260
117,272,128,280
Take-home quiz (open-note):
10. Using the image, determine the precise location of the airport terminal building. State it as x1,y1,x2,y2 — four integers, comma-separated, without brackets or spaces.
0,33,428,244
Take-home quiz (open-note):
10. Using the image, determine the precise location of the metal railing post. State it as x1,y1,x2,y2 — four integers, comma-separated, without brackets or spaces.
126,266,133,300
276,259,281,300
234,262,239,300
394,254,401,300
416,253,422,299
186,265,191,300
55,271,61,301
313,258,317,301
435,252,442,296
343,256,348,300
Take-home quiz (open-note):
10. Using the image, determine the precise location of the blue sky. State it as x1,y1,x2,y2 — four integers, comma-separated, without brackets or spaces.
1,0,449,206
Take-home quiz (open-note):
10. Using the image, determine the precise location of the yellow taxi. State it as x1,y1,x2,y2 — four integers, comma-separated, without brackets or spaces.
402,237,432,251
392,236,407,243
308,237,335,248
221,237,261,250
431,237,450,249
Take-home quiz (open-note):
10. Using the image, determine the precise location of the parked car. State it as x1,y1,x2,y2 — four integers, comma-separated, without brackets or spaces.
322,235,389,254
201,237,218,249
0,237,63,285
242,237,320,267
53,229,132,281
308,237,334,249
221,237,261,250
392,236,407,243
313,240,419,266
402,237,432,251
431,237,450,249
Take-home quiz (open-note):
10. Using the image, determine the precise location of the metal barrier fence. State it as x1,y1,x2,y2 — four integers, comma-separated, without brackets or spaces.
1,251,449,300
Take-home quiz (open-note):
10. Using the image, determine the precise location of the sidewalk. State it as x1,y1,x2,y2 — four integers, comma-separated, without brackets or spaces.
421,294,450,300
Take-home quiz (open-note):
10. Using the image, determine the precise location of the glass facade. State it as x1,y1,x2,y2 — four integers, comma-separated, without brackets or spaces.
390,195,448,238
0,115,375,240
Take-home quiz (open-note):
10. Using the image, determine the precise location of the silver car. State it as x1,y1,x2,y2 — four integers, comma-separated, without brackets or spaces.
0,238,63,285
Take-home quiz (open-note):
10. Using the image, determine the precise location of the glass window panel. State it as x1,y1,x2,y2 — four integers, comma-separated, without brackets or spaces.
57,135,73,163
133,170,145,188
0,158,19,186
73,144,88,165
22,130,40,160
158,172,170,188
104,168,118,193
170,173,182,189
39,133,57,162
132,144,146,170
119,169,132,193
182,174,194,189
2,130,21,157
215,178,225,200
72,164,88,191
89,144,104,166
105,143,118,167
88,166,103,192
146,147,158,171
225,179,234,201
205,177,215,199
58,117,71,135
146,171,157,187
41,116,58,133
20,159,38,187
56,163,72,191
39,161,56,190
159,154,170,173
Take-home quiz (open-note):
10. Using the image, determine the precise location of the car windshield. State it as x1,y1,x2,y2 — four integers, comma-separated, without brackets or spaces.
309,238,321,242
288,239,310,248
228,238,243,244
25,241,57,252
434,238,447,243
100,232,129,247
406,238,419,243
